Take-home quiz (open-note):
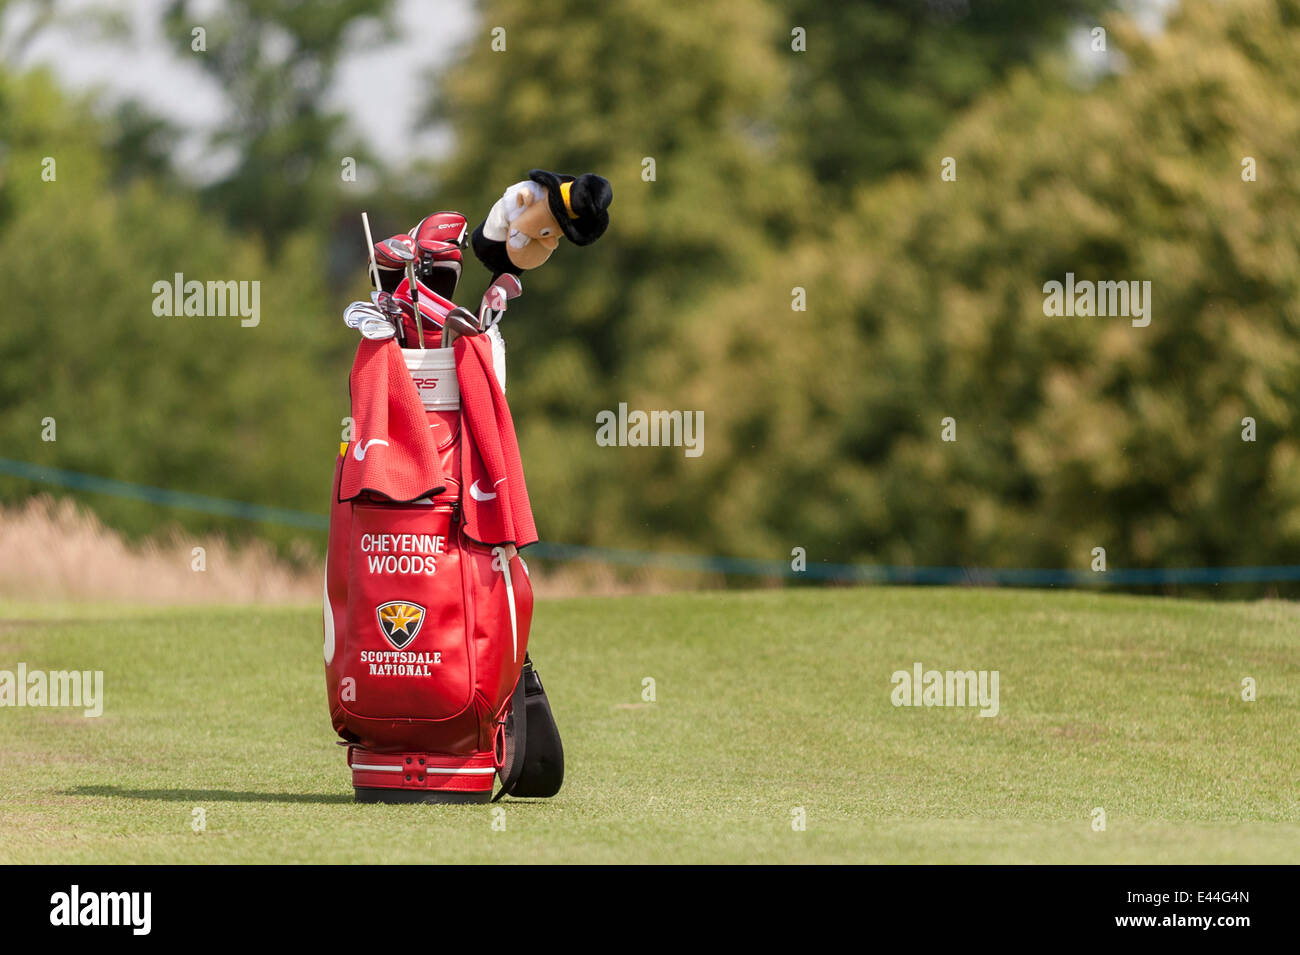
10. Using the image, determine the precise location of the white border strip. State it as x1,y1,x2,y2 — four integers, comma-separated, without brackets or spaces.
349,763,496,775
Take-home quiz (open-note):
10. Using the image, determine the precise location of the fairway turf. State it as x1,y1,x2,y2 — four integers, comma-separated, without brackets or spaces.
1,588,1297,864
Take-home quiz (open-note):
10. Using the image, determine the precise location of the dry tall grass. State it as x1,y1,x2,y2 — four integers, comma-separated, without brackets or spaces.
0,496,712,604
0,496,318,604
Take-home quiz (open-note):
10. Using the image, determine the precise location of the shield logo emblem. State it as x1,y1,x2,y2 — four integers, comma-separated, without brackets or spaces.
375,601,426,650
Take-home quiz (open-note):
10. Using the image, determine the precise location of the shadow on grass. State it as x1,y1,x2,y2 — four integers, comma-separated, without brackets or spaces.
61,785,352,805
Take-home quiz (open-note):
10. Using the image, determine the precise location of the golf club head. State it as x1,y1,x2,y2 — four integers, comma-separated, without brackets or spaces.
444,307,481,338
481,285,508,315
360,314,398,340
346,302,397,341
376,236,416,265
492,273,523,300
477,273,523,330
372,290,415,321
343,301,372,329
440,306,481,347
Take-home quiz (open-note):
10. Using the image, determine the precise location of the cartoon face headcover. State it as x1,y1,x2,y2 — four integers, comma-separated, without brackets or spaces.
471,170,612,276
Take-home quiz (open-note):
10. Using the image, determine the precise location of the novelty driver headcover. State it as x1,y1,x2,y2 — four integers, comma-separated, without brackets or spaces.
471,170,612,276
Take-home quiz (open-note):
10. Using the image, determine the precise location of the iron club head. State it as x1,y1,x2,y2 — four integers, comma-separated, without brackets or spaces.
441,306,482,347
360,314,398,341
345,301,397,340
343,301,371,329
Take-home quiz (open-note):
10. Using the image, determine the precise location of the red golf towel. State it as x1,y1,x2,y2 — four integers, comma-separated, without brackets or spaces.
338,340,447,502
456,335,537,548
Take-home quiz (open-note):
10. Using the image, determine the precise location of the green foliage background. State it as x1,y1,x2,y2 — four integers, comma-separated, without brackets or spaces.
0,68,354,555
2,0,1299,582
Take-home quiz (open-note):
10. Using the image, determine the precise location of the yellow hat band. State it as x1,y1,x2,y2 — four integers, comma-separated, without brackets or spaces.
559,180,580,219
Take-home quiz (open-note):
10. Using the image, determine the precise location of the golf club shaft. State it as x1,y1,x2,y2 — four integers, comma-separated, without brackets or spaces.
407,262,424,349
361,213,381,291
363,213,407,345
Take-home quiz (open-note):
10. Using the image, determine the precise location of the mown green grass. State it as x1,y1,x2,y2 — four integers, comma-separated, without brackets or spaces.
1,588,1297,863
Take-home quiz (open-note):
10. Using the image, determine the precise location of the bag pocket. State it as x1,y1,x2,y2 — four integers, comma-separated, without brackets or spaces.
465,541,534,717
340,502,473,722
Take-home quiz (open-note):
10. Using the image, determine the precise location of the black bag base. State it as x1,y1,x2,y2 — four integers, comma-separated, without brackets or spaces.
495,655,565,800
354,787,492,805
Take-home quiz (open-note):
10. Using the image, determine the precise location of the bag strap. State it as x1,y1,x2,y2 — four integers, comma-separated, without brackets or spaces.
491,545,519,663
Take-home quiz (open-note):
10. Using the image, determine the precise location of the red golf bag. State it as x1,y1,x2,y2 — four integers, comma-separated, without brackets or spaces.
323,341,561,803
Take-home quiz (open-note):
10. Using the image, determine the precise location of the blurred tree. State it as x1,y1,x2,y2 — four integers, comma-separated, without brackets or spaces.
159,0,397,244
0,67,354,557
776,0,1117,191
671,0,1300,578
416,0,1142,564
103,100,182,189
420,0,813,550
7,0,1300,593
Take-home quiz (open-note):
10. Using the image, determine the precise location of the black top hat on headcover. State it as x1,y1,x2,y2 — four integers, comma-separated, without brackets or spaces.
528,169,612,246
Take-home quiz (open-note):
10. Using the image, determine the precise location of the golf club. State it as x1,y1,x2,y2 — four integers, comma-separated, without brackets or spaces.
406,260,424,349
375,238,421,349
408,263,423,348
359,314,397,341
372,290,416,327
344,301,398,340
343,301,369,329
361,212,382,291
441,306,481,347
478,273,523,331
370,287,408,346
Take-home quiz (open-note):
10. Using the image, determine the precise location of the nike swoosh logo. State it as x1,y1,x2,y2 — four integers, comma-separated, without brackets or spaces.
469,479,501,502
353,439,389,461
